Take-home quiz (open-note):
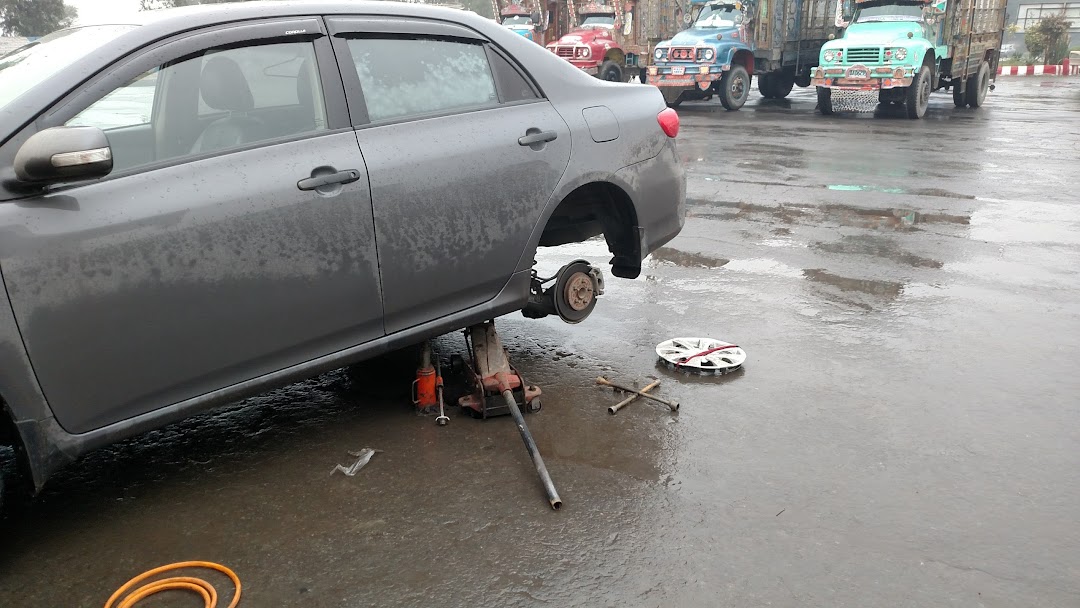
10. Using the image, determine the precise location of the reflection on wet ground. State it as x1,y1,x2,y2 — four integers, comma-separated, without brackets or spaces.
3,78,1080,607
649,246,730,269
689,198,970,231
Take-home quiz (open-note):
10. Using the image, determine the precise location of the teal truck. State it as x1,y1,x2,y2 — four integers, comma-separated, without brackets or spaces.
647,0,841,109
812,0,1007,118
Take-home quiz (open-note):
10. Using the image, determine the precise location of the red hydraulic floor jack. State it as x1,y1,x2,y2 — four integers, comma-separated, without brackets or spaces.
411,260,606,510
414,321,561,509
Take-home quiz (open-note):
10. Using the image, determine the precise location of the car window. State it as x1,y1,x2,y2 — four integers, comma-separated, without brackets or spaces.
344,37,498,122
68,69,159,130
66,41,327,174
488,50,539,103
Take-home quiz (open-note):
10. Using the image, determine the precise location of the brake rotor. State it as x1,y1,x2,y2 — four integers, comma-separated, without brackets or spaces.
656,337,745,375
553,261,599,323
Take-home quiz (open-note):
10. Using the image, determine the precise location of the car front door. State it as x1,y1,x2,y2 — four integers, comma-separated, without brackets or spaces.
0,19,383,434
327,18,572,334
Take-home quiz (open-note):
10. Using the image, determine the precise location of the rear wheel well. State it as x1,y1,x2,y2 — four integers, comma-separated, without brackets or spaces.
538,182,641,278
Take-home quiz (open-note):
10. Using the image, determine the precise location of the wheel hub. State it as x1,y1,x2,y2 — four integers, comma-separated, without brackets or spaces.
565,272,594,311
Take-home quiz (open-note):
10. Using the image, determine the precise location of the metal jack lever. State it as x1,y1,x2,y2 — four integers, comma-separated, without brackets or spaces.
497,372,561,510
435,355,449,427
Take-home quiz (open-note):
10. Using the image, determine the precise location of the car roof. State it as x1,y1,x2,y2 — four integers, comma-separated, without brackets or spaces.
80,1,474,30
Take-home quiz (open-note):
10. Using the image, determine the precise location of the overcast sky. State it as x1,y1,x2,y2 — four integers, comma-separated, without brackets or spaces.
68,0,143,25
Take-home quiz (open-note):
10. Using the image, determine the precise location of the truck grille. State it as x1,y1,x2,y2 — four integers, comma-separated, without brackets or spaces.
844,47,881,63
667,47,697,61
556,46,575,58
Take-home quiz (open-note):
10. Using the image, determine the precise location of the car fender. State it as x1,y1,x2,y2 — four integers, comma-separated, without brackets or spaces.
0,280,75,491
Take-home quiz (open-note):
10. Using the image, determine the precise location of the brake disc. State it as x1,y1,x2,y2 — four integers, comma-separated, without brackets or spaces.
655,337,746,375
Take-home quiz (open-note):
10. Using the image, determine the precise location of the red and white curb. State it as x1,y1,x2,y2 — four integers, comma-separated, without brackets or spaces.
998,63,1080,76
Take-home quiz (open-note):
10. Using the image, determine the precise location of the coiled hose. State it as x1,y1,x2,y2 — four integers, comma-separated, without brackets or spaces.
104,561,241,608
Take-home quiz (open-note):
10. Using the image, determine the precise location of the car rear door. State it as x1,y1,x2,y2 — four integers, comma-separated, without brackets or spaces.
326,17,572,334
0,19,383,434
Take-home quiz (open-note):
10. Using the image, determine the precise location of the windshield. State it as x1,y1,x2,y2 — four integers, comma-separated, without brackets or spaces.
580,14,615,27
502,15,534,26
0,25,137,112
694,4,744,28
854,3,925,22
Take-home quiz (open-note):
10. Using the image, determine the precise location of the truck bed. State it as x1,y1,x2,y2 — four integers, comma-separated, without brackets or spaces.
753,0,842,70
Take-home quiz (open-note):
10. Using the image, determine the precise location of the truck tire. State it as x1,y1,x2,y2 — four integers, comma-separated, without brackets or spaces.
718,65,750,110
817,86,834,114
773,74,795,99
757,72,777,98
600,60,623,82
905,65,931,119
952,81,967,107
966,61,990,108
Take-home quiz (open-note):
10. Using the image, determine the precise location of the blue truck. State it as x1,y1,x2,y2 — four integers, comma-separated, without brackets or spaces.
647,0,842,109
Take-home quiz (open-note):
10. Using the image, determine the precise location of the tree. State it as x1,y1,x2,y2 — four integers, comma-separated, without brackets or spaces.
1024,13,1073,64
0,0,79,36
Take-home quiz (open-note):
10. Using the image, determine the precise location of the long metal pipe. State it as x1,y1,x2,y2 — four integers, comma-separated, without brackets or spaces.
501,389,562,510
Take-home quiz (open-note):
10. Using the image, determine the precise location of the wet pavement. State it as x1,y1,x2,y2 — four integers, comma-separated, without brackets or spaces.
3,76,1079,607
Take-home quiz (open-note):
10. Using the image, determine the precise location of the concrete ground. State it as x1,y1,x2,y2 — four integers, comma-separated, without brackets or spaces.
2,77,1078,607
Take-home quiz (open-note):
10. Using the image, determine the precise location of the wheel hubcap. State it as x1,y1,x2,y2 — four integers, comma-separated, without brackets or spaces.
733,75,745,98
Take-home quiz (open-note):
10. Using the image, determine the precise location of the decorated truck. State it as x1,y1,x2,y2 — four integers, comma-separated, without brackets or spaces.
648,0,842,109
812,0,1006,118
545,0,684,82
493,0,545,43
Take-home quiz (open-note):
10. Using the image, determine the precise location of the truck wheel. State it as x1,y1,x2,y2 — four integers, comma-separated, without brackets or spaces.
773,74,795,99
966,61,990,108
718,65,750,110
905,65,931,119
757,72,777,98
952,81,967,107
817,86,834,114
600,60,623,82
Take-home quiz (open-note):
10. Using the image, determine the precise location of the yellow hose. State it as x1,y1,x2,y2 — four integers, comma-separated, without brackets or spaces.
105,561,241,608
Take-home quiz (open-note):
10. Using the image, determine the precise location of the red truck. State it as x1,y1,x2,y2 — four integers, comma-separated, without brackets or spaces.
546,0,683,82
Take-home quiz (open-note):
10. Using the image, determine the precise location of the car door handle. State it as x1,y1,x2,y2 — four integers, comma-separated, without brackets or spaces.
518,130,558,146
297,169,362,191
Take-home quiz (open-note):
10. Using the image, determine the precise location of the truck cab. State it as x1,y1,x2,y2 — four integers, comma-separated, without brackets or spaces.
648,1,756,110
499,5,540,42
812,0,1001,118
546,3,632,81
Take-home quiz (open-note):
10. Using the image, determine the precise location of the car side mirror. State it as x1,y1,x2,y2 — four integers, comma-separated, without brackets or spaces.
13,126,113,184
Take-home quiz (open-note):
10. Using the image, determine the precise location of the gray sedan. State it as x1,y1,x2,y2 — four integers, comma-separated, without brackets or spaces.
0,1,684,507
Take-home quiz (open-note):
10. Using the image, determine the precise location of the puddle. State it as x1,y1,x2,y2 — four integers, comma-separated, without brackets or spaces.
689,197,971,231
828,184,907,194
803,268,904,300
648,247,730,269
813,236,944,269
827,184,974,200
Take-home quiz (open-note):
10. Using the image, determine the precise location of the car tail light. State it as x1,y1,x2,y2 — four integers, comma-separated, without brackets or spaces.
657,108,679,138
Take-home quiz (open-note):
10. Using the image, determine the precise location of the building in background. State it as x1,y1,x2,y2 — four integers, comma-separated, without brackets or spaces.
1003,0,1080,55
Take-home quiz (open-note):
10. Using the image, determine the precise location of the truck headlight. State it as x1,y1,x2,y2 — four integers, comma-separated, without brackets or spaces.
703,48,715,61
654,47,665,60
578,46,591,58
893,47,907,61
823,50,836,62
